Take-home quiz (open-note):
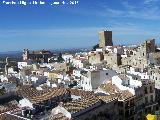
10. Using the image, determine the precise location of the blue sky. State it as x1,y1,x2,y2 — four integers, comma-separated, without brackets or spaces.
0,0,160,51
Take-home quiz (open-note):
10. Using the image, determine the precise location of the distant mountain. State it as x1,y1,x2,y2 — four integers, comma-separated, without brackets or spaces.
0,51,22,62
0,47,90,62
0,51,22,55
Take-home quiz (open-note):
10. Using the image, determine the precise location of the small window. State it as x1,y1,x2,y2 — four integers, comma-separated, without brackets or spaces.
150,86,153,93
145,87,148,94
143,53,145,56
151,95,153,102
145,97,148,103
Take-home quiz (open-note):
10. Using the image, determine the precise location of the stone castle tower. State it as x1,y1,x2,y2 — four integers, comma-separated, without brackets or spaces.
140,39,155,58
99,30,113,48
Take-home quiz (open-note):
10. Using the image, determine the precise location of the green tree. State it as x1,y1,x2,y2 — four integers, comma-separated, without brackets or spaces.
58,53,64,62
92,44,99,51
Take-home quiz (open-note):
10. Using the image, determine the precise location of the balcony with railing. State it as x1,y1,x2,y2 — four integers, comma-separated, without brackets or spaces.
125,101,135,109
145,101,158,108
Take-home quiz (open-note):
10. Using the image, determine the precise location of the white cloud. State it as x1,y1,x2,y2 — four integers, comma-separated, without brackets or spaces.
72,0,160,20
0,24,158,40
122,1,135,10
144,0,159,4
98,3,160,20
99,8,124,17
126,6,160,19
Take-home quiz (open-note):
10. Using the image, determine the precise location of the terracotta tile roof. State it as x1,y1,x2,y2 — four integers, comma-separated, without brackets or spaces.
32,50,52,55
49,113,70,120
0,113,27,120
29,88,68,104
63,89,100,114
17,85,44,98
68,88,94,98
98,82,134,101
0,100,19,114
98,94,118,103
99,82,121,94
117,90,134,101
63,96,100,114
17,86,69,104
0,106,18,114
